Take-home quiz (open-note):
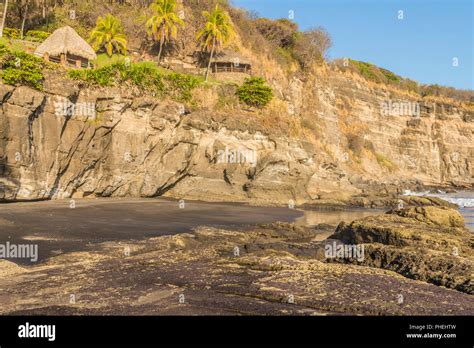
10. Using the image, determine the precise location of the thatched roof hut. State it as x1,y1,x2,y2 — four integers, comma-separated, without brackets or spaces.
210,50,252,73
34,26,96,68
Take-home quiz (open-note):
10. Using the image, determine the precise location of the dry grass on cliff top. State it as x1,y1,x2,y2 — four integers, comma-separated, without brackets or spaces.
337,67,474,111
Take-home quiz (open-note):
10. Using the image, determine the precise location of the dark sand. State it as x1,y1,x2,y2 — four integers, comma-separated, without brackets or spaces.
0,197,302,264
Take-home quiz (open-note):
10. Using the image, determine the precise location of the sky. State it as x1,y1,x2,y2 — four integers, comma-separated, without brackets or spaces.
232,0,473,90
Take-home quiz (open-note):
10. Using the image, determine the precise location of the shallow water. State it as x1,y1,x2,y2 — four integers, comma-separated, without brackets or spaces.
295,208,384,228
296,191,474,232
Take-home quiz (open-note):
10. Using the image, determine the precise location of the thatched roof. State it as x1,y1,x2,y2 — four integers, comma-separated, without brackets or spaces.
34,26,97,61
212,50,251,65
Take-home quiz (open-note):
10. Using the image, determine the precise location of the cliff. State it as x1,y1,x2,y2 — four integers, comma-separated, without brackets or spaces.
0,66,473,204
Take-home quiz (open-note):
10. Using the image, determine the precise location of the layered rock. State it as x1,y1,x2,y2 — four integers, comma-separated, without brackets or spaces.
331,206,473,293
0,66,473,204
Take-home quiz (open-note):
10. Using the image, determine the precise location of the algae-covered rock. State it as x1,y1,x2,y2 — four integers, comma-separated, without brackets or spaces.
333,206,468,249
389,206,465,228
330,206,473,294
400,196,458,208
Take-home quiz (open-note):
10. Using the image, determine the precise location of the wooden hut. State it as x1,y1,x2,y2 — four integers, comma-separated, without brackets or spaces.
210,50,252,74
34,26,96,68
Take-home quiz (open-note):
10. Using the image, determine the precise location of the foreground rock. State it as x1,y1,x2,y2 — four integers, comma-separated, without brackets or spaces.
0,222,472,315
331,206,473,294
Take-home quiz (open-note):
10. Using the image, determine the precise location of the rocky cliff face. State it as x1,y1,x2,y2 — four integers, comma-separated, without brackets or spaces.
0,68,473,204
307,70,474,188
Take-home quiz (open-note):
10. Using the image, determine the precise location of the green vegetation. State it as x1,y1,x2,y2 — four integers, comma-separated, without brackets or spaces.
0,44,8,56
68,62,161,90
68,61,200,102
89,14,127,57
335,59,472,102
0,0,470,104
24,30,50,42
379,67,400,83
125,62,165,92
93,53,127,69
350,60,380,82
196,4,235,81
146,0,184,62
68,63,120,88
236,77,273,108
341,59,414,90
0,44,46,90
166,72,201,102
2,27,19,39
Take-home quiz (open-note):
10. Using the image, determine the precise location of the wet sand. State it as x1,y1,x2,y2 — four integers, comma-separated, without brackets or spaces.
0,197,303,264
0,199,473,315
0,223,472,316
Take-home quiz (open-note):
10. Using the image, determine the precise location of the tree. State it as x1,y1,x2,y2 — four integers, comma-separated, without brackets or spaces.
0,0,9,38
254,17,298,49
293,27,332,69
19,0,29,39
89,14,127,57
196,4,235,81
146,0,184,62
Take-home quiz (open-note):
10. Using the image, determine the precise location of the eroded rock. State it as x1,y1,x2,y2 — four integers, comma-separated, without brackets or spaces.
331,206,473,293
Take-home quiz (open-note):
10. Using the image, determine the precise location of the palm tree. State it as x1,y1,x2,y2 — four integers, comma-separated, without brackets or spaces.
19,0,30,39
89,14,127,57
146,0,184,62
196,4,235,81
0,0,9,38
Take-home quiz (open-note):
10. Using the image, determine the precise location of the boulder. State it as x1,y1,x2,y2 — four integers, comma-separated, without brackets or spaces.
389,206,464,228
330,206,473,294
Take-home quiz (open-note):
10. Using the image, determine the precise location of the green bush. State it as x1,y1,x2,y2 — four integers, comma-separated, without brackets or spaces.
125,62,164,93
165,73,200,102
0,47,45,90
350,60,379,82
236,77,273,108
68,63,120,87
25,30,51,42
68,62,202,101
0,43,9,57
379,67,400,83
3,28,19,39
